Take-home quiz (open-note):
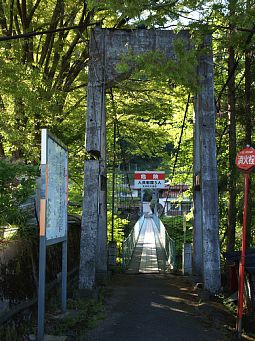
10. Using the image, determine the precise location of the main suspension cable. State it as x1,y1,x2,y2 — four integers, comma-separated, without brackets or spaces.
160,93,191,217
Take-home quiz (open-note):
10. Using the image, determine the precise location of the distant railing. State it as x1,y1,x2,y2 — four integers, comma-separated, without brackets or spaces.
122,215,145,268
152,215,176,269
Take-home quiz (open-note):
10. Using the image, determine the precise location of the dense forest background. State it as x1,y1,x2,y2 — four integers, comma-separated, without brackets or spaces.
0,0,255,255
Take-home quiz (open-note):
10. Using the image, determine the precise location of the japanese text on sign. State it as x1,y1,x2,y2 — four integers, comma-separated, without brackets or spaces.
134,171,165,189
237,155,255,166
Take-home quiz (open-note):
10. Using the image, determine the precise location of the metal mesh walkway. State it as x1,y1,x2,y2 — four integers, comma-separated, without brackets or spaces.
126,217,168,274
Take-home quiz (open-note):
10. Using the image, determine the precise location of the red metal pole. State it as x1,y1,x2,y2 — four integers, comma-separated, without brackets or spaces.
236,171,249,338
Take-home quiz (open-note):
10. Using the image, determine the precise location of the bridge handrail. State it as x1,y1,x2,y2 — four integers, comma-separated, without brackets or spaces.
152,215,176,270
122,215,145,268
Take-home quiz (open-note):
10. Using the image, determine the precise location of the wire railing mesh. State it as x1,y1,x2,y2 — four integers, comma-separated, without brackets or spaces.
122,215,145,268
152,215,176,270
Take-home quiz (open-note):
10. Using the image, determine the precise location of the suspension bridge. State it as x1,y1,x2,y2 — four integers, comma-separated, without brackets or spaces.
32,26,239,341
123,203,176,274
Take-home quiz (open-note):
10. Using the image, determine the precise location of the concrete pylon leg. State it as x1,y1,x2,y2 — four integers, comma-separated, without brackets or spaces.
96,162,108,282
79,160,100,291
193,96,203,277
79,28,108,290
79,160,108,290
198,35,221,294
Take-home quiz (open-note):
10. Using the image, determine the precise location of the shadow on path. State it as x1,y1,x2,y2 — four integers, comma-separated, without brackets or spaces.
86,273,234,341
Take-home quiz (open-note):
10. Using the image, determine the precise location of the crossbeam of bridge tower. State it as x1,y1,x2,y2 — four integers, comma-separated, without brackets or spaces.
79,27,221,294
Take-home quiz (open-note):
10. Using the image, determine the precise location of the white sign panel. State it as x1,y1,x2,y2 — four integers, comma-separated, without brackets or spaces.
42,130,68,241
134,171,165,189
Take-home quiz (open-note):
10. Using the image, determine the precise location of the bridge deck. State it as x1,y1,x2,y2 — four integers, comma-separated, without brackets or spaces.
127,217,168,274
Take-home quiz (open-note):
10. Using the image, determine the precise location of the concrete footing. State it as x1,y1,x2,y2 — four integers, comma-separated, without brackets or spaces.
108,241,117,267
182,243,193,275
96,270,110,285
77,288,99,300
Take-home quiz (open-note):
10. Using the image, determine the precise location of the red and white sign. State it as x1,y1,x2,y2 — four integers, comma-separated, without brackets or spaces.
236,146,255,172
134,171,165,189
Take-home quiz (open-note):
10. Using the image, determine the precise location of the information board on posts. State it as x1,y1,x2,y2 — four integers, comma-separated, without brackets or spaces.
41,129,68,242
38,129,68,341
134,171,165,189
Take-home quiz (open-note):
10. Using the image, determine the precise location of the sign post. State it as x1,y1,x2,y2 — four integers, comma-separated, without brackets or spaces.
37,129,68,341
235,146,255,339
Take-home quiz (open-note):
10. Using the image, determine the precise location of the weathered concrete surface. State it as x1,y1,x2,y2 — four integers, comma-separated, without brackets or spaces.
96,163,108,277
79,160,100,290
183,243,193,275
86,273,233,341
197,35,221,293
193,96,203,277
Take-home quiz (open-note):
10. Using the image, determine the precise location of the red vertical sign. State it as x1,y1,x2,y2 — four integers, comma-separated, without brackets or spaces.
235,146,255,338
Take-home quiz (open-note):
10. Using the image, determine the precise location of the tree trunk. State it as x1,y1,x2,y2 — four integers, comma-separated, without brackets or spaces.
0,134,5,157
0,96,5,158
245,50,252,246
227,43,237,253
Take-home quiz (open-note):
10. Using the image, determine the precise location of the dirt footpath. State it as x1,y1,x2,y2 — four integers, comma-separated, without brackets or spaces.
86,273,239,341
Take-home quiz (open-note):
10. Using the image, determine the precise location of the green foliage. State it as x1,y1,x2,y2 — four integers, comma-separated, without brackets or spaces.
0,322,25,341
47,298,104,337
0,0,88,162
116,41,198,92
106,78,193,176
222,295,237,315
161,215,193,268
107,211,128,262
0,159,38,225
0,0,253,269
